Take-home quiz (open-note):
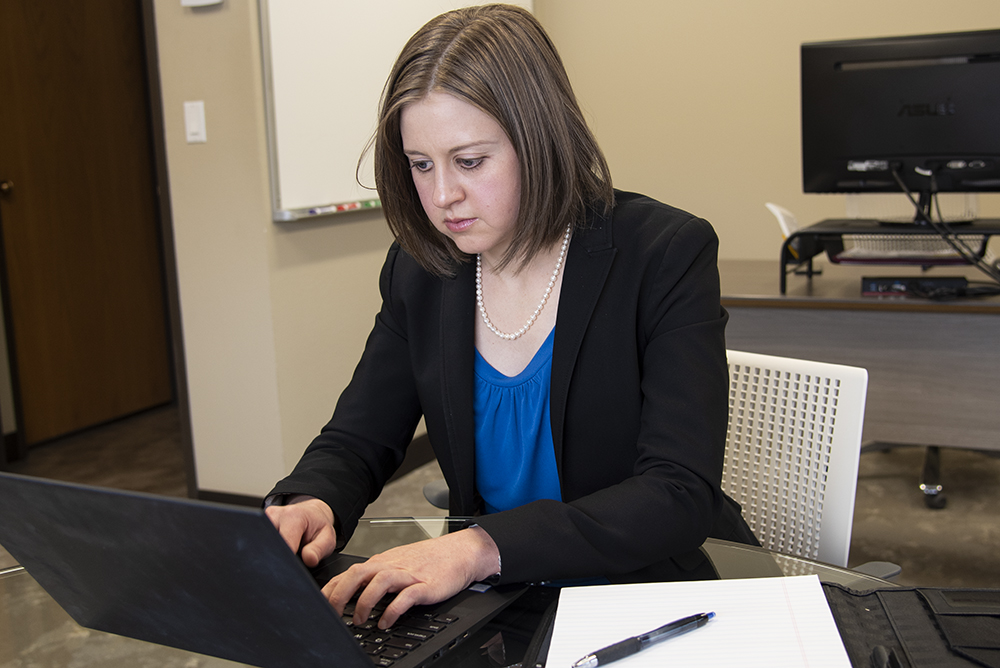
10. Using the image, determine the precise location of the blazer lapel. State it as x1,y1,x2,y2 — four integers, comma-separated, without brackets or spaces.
439,260,478,512
550,210,617,470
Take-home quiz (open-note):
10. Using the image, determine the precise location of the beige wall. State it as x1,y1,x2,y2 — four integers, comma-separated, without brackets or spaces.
535,0,1000,259
153,1,392,496
152,0,999,496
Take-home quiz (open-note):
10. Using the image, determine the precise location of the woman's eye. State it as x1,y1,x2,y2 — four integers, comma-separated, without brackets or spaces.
410,160,432,172
458,157,483,170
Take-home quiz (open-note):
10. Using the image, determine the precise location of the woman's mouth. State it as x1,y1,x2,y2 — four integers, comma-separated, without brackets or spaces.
444,218,476,233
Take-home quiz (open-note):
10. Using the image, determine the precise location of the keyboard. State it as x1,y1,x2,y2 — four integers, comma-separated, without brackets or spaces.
343,597,459,667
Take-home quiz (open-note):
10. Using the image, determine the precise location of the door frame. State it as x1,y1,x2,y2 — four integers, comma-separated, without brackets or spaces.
140,0,197,498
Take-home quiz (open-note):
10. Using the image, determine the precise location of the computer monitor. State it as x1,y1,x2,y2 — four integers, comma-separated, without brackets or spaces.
801,28,1000,219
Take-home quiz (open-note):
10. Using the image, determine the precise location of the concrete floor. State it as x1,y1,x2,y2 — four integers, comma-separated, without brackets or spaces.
849,445,1000,588
3,404,999,588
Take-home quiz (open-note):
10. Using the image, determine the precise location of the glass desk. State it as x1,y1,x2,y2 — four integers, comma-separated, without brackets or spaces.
0,517,893,667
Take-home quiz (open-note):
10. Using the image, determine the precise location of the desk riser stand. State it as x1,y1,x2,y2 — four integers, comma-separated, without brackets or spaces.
780,218,1000,509
779,218,1000,295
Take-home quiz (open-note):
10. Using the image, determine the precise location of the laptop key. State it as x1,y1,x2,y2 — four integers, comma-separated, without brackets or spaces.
392,628,433,642
385,637,420,651
369,632,393,645
398,618,447,633
381,648,408,660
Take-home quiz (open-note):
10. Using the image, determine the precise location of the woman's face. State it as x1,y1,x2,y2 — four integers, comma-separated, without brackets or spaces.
400,92,521,265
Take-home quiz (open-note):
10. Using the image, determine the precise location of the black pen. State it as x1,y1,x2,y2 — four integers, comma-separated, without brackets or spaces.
571,611,716,668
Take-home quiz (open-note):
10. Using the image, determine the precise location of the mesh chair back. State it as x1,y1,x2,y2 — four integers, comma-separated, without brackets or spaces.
722,350,868,567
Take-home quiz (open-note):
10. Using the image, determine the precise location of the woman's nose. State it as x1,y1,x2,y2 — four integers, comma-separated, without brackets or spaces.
433,169,463,208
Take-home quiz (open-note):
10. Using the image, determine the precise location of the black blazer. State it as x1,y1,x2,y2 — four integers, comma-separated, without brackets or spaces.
269,191,757,585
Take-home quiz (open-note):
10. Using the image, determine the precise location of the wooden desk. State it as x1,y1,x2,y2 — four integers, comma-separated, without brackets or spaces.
720,260,1000,506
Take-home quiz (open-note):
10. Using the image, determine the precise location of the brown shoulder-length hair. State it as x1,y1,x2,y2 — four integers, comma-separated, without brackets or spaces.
367,4,614,277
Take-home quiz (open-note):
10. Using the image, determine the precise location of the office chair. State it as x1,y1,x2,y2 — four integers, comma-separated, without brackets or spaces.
765,202,800,241
423,478,450,510
723,349,871,568
765,202,802,261
767,203,826,279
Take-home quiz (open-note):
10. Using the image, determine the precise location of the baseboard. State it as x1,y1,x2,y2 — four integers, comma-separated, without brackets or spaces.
2,432,20,468
197,490,264,507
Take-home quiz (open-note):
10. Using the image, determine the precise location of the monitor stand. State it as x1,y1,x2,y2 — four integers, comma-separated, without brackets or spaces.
876,189,976,227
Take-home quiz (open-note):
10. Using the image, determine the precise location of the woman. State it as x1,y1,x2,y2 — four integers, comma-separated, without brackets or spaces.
266,4,757,631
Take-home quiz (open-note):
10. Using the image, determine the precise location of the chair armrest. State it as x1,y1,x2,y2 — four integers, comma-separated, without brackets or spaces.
852,561,902,582
422,479,450,510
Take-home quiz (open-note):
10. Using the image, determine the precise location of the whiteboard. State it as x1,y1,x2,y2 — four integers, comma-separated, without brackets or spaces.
259,1,533,222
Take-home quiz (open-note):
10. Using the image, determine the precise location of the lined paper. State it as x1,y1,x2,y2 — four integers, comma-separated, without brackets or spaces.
545,575,851,668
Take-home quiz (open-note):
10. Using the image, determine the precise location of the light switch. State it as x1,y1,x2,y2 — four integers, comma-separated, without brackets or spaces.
184,100,207,143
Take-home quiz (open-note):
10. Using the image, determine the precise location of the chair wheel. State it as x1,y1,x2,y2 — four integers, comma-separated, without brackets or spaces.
924,493,947,509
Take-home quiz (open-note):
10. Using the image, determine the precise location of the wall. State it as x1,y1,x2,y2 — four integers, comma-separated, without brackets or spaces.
534,0,1000,260
152,0,999,496
153,0,392,497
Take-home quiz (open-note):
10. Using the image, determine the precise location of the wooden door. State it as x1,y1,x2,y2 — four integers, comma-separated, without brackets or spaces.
0,1,172,446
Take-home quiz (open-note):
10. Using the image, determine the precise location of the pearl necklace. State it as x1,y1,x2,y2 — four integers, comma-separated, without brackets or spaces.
476,225,571,341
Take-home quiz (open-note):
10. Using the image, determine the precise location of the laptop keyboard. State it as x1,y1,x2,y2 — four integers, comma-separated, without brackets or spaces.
343,598,459,667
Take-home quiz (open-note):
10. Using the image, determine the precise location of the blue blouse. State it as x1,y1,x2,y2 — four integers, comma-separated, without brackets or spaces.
474,328,561,515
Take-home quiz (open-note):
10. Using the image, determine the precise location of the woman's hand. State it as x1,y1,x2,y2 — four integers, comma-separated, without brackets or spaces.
322,525,501,629
264,494,339,567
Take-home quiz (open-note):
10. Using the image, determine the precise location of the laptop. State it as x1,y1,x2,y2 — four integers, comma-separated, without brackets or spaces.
0,472,528,668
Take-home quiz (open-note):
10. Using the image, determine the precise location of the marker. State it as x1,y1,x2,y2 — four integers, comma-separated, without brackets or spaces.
571,612,715,668
304,199,381,216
